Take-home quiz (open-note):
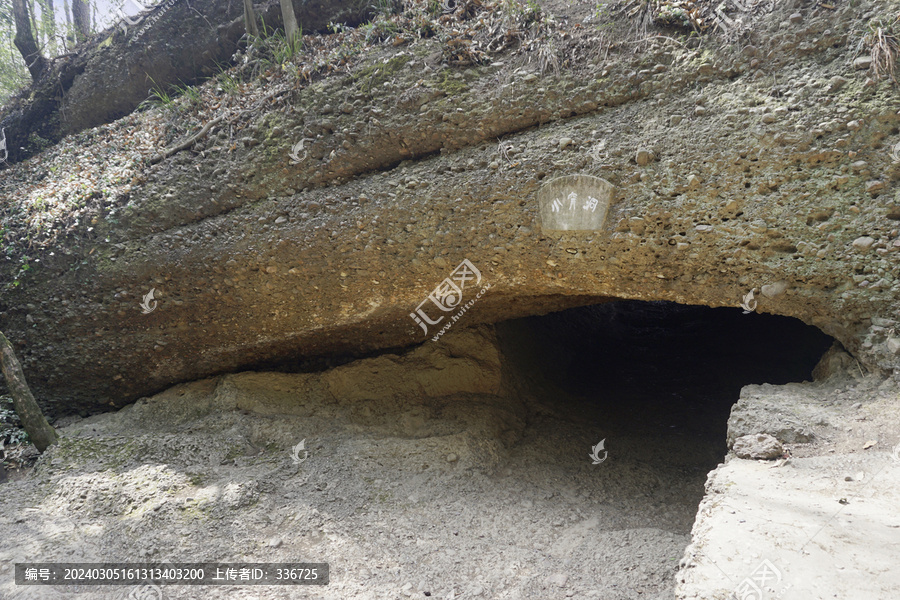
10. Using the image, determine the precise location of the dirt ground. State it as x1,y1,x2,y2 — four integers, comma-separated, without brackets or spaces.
0,368,707,600
2,302,878,600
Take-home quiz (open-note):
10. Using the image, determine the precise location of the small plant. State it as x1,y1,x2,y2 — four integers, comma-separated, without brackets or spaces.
26,133,52,153
594,2,614,25
0,396,29,446
655,4,692,29
496,0,541,27
500,0,520,20
360,16,401,44
252,21,305,70
370,0,396,18
178,82,202,105
426,0,444,18
328,21,350,34
138,76,206,113
859,15,900,82
213,60,242,94
139,76,176,110
537,34,559,76
217,70,241,94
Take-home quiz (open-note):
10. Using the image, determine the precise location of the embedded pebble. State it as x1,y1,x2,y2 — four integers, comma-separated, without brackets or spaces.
851,236,875,250
635,148,654,166
761,281,788,298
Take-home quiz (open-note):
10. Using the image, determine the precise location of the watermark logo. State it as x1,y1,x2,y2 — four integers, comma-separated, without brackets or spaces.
117,0,151,34
589,439,608,464
740,288,757,314
730,559,789,600
140,288,158,314
289,139,314,164
891,441,900,464
116,0,182,45
126,583,162,600
890,141,900,164
410,259,489,341
588,140,607,165
291,439,308,464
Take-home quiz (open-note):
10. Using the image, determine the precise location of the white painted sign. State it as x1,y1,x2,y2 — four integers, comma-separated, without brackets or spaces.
538,174,614,231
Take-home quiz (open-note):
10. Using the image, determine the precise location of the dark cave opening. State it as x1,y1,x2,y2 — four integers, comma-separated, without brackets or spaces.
497,299,835,444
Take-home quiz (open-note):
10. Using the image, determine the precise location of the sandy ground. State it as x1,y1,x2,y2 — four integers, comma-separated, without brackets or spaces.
677,376,900,600
0,323,719,600
1,308,897,600
0,378,707,600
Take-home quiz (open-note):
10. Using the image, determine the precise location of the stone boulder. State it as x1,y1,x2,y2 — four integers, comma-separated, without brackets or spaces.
732,433,783,460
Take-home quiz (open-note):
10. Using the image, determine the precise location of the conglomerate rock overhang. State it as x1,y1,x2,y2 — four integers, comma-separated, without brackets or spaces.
1,0,899,415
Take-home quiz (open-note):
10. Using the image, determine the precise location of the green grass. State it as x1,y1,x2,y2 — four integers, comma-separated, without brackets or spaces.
359,16,401,45
178,82,201,104
212,60,242,94
139,76,176,110
137,76,206,114
253,21,305,70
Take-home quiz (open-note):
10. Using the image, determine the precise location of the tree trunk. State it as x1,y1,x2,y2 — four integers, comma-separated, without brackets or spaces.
280,0,300,44
0,332,58,453
43,0,57,53
71,0,89,42
0,0,377,165
12,0,47,80
243,0,259,38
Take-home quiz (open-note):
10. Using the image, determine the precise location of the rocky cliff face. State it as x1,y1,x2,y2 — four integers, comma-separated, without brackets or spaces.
0,0,377,164
0,0,899,415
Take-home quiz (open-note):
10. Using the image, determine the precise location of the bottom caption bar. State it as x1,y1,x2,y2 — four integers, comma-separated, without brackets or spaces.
15,563,329,585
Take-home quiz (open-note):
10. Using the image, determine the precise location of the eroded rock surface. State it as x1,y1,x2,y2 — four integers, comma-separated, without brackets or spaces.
0,0,898,416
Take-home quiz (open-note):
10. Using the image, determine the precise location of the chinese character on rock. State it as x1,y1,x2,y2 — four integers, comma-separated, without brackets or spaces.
551,198,562,213
583,196,599,212
567,192,577,210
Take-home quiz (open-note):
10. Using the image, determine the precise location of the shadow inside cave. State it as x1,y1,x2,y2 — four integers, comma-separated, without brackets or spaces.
486,299,835,552
496,299,835,443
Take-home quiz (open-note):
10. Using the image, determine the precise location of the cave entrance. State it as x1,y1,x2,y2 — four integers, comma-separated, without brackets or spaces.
488,300,834,597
